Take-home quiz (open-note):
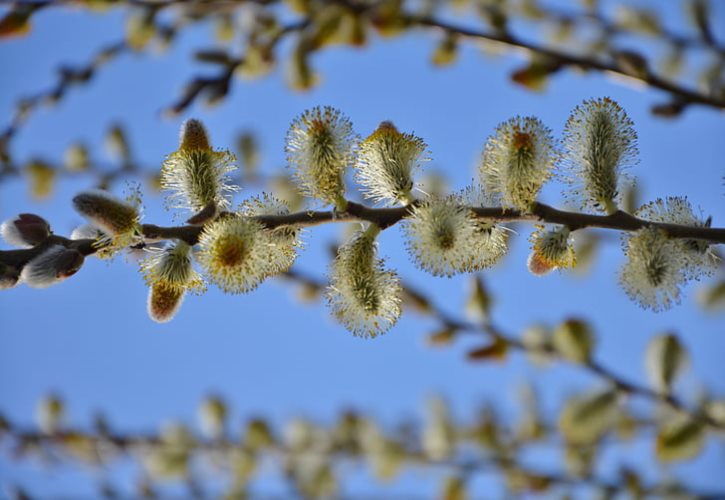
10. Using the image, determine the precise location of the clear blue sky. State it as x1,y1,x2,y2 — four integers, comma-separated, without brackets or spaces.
1,1,724,497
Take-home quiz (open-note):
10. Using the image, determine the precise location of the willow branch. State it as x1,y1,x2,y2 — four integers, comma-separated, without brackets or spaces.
407,15,725,111
521,4,725,56
1,419,718,498
1,199,724,270
280,268,725,431
0,39,130,162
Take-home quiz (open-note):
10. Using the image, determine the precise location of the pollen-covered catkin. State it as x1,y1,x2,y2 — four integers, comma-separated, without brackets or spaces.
479,116,556,211
141,241,203,323
161,119,238,215
196,215,275,294
355,121,428,206
285,106,357,208
403,194,507,277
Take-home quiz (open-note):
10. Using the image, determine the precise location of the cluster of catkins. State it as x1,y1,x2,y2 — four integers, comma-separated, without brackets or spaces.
0,98,717,335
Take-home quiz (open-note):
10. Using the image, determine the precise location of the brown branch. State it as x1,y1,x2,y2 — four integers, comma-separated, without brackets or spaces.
1,200,724,270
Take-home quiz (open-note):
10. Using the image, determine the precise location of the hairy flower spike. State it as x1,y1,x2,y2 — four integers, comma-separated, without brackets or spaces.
562,97,638,214
20,245,84,288
141,241,204,323
326,226,402,338
355,121,428,205
72,189,141,255
241,193,303,276
527,225,576,276
636,196,717,280
403,193,507,277
197,215,274,294
161,119,238,215
286,106,357,208
479,116,556,211
619,227,685,311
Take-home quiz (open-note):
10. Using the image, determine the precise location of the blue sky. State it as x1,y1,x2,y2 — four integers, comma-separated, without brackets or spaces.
1,1,724,497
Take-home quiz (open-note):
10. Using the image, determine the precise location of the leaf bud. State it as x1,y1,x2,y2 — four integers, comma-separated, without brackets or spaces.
1,213,51,247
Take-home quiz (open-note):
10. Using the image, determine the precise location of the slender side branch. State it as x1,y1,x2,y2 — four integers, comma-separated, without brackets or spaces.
282,268,725,431
408,15,725,111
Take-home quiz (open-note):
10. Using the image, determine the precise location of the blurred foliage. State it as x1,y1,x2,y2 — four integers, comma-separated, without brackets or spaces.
1,0,725,498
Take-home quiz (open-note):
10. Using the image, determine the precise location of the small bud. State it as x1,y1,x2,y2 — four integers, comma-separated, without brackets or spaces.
355,121,428,206
286,106,357,208
245,418,274,451
144,422,194,479
286,38,319,91
619,227,686,311
404,195,507,277
326,226,402,338
645,333,688,393
431,33,459,66
552,318,594,364
105,124,131,162
36,394,64,434
73,190,140,237
479,116,556,211
527,225,576,275
25,160,55,199
63,143,89,172
612,50,649,78
423,397,454,460
562,97,638,214
126,10,156,51
179,118,211,152
521,324,553,366
1,213,51,247
161,119,238,214
198,395,227,440
21,245,84,288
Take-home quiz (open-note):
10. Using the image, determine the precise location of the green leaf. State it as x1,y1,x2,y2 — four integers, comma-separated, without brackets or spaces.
645,333,688,393
559,388,620,444
656,417,705,462
552,318,594,364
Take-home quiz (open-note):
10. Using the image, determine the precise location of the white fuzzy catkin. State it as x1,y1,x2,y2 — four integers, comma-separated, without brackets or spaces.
240,193,303,276
562,97,638,214
355,121,428,205
403,195,507,277
285,106,357,207
196,215,275,294
479,116,556,211
161,119,238,214
636,196,717,280
326,227,402,338
619,227,686,311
